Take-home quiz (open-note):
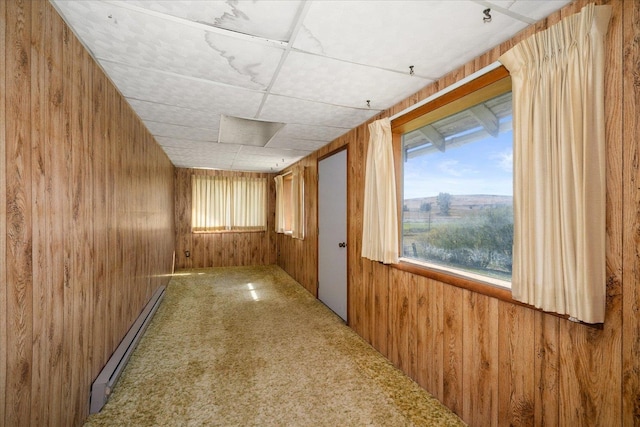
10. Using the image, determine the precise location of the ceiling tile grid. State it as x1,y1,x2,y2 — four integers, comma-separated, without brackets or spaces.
124,0,304,42
51,0,571,172
127,99,221,131
100,61,266,117
55,0,284,90
274,123,349,144
259,95,377,130
293,1,531,80
271,51,431,109
144,122,217,143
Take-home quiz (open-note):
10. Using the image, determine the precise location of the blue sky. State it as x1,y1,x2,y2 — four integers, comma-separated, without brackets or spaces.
403,129,513,200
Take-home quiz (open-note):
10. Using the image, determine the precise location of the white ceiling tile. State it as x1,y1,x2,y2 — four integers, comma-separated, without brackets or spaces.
294,1,532,80
260,95,377,129
277,124,348,143
124,0,304,42
504,0,572,21
128,100,220,131
145,121,217,142
101,61,264,117
239,145,310,158
266,138,328,152
272,51,431,109
157,138,240,153
54,0,284,89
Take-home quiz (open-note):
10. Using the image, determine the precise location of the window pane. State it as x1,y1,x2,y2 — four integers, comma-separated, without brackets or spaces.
402,91,513,284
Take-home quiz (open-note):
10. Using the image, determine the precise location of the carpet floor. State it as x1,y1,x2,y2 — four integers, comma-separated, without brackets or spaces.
84,265,465,426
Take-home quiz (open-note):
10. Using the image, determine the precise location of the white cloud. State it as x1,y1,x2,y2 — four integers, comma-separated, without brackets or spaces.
494,150,513,172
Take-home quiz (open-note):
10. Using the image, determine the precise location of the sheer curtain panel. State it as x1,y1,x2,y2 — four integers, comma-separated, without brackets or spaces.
362,118,399,264
274,174,285,233
231,177,267,231
499,3,611,324
291,168,305,240
192,175,228,232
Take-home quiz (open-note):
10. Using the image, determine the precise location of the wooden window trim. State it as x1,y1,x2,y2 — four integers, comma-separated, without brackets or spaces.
391,66,510,134
192,229,266,234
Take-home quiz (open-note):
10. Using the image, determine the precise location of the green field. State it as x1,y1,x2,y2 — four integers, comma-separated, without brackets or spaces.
402,194,513,281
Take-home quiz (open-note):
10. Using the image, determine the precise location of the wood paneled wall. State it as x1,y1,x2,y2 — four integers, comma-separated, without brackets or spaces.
0,1,176,425
174,168,276,269
279,0,640,425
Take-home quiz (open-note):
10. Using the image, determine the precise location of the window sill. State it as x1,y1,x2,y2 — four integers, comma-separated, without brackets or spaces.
394,258,512,301
192,229,266,234
400,257,511,289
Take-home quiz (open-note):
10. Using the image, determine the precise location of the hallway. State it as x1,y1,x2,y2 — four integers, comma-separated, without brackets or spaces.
84,266,463,426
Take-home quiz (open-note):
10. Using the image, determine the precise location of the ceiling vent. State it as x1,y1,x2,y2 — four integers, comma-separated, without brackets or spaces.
218,115,285,147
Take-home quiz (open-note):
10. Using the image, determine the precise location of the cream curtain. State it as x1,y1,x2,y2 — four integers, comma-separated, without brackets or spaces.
274,169,304,239
499,4,611,324
362,118,398,264
192,175,267,232
231,177,267,231
274,174,285,233
291,168,305,240
192,175,228,232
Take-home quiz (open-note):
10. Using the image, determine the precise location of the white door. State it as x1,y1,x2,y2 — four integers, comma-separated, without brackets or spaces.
318,150,347,321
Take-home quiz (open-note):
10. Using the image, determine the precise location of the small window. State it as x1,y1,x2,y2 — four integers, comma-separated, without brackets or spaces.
191,175,267,233
397,71,512,288
275,169,305,239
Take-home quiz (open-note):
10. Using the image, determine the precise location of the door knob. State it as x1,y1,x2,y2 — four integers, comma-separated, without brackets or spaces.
338,242,346,248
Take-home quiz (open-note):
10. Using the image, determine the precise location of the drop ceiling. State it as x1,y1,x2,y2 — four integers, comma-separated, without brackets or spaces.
50,0,571,173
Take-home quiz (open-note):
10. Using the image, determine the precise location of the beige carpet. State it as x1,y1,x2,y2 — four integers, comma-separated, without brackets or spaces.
84,265,465,426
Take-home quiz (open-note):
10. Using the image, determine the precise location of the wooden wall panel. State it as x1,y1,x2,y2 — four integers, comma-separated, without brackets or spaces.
416,277,444,403
388,268,417,378
174,168,276,270
360,258,375,343
371,261,389,358
30,1,47,423
622,0,640,424
497,302,535,426
1,1,176,425
276,1,636,425
70,34,93,424
534,312,560,426
442,285,463,416
0,0,7,421
44,6,65,423
60,21,75,427
462,292,498,425
92,64,107,377
5,1,34,424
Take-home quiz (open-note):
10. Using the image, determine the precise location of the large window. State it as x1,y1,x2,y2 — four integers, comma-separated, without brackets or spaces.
192,175,267,232
397,70,512,287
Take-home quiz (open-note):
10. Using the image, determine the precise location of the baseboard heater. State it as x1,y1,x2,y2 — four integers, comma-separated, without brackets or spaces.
90,285,166,414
